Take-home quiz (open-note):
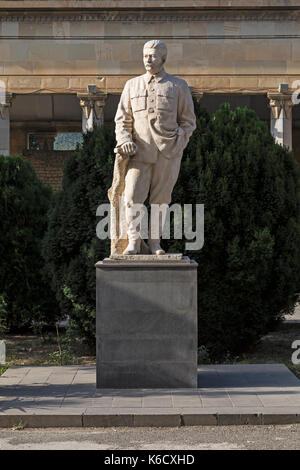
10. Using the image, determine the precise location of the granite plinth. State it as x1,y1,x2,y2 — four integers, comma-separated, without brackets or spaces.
96,257,198,388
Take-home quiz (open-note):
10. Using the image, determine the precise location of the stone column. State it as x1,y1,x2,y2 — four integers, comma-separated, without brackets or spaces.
0,93,14,156
268,91,294,150
78,87,107,133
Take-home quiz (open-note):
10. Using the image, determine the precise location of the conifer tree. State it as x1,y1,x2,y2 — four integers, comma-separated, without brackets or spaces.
0,155,58,330
43,126,114,344
193,104,300,359
44,104,300,359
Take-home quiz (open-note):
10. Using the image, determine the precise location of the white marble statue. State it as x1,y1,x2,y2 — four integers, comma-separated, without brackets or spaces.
109,40,196,255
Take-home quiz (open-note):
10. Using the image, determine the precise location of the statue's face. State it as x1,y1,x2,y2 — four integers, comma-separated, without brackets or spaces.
143,47,165,75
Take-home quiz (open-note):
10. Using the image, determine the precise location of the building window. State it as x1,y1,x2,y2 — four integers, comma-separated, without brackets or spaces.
28,134,40,150
54,133,83,150
27,132,83,151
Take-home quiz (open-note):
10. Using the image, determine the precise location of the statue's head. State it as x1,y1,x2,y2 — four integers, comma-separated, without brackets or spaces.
143,40,167,75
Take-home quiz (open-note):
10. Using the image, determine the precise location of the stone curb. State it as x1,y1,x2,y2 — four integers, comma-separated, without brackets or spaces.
0,411,299,428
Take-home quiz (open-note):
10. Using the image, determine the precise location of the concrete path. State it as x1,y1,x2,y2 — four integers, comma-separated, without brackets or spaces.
0,364,300,428
284,305,300,323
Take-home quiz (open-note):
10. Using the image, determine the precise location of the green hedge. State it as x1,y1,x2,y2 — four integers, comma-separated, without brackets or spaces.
43,126,114,344
171,102,300,359
0,155,59,331
44,102,300,359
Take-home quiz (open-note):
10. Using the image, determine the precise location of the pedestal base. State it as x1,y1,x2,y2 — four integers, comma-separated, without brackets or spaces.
96,256,198,388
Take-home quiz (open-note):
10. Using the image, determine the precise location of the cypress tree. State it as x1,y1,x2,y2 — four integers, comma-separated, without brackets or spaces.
43,126,114,344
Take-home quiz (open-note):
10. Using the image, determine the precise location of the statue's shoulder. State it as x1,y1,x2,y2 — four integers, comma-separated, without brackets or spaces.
124,75,146,88
165,73,188,89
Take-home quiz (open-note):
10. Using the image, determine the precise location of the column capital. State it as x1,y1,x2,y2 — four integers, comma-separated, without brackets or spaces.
267,92,294,120
77,90,107,120
190,88,204,103
0,92,15,120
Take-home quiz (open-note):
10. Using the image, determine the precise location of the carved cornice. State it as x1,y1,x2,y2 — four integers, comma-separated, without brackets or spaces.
190,88,204,102
1,11,300,22
267,92,294,119
77,91,107,120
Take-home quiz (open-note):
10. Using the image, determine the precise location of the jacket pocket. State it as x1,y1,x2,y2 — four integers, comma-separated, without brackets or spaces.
130,90,147,112
157,89,174,111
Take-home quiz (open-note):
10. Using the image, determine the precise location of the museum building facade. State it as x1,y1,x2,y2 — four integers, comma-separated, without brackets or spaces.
0,0,299,189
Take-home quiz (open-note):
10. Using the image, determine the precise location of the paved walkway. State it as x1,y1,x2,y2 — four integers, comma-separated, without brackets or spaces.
0,364,300,428
284,305,300,323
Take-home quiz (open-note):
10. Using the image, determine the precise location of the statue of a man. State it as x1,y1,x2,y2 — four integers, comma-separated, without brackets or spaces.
112,40,196,255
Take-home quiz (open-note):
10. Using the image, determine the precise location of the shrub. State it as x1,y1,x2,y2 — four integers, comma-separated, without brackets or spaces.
193,104,300,360
0,155,59,331
43,126,115,345
44,103,300,360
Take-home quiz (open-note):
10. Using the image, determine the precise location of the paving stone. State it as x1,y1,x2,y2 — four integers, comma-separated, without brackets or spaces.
65,385,95,398
46,372,77,385
172,396,202,408
143,395,173,408
112,396,143,408
257,389,300,407
0,365,299,427
227,389,264,407
62,398,94,408
0,377,26,386
0,399,19,411
0,367,31,377
199,389,233,408
90,397,114,407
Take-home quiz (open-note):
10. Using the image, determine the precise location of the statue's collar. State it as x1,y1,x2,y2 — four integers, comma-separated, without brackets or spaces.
145,68,166,84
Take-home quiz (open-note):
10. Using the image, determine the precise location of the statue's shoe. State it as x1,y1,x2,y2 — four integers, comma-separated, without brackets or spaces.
148,240,165,256
123,239,141,255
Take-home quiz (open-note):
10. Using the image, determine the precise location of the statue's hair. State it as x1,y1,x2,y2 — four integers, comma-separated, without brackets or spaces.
143,40,167,61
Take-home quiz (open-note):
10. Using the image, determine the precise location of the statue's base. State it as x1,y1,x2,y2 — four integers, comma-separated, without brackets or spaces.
96,256,198,389
105,253,185,262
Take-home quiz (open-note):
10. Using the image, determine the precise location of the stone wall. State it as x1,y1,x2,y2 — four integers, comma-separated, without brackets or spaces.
0,1,300,95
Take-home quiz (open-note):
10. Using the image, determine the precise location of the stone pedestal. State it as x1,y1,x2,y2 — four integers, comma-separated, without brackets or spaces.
96,256,198,388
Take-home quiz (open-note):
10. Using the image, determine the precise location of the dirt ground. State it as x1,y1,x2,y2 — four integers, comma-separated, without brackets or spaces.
1,331,95,368
1,321,300,378
0,424,300,450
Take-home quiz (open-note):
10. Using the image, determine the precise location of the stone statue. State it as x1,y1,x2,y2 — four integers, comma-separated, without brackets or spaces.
108,40,196,255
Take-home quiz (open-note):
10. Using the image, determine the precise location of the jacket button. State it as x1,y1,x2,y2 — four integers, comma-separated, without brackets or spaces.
148,108,154,113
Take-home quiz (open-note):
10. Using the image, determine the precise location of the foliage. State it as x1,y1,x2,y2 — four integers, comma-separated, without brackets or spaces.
0,155,59,331
44,102,300,360
171,103,300,360
43,126,115,345
0,365,8,376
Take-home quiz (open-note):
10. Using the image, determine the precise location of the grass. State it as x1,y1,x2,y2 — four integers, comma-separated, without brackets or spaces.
0,321,299,379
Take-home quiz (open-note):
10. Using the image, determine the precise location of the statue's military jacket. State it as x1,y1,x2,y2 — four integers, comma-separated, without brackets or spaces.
115,68,196,164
